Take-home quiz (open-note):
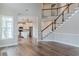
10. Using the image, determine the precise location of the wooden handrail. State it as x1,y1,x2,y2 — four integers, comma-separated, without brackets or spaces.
41,22,53,32
54,4,72,22
41,3,72,32
42,4,71,10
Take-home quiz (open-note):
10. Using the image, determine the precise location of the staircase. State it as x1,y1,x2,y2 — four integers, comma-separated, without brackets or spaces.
41,3,79,47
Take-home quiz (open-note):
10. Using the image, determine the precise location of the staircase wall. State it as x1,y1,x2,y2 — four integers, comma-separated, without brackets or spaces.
55,10,79,34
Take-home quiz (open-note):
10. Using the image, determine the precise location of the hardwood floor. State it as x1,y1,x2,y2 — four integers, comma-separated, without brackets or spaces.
0,38,79,56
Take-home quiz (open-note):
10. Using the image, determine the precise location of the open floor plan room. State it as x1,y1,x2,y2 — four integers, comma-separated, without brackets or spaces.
0,3,79,56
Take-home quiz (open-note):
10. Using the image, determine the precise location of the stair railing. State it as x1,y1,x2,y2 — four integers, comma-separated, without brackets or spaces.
42,3,71,17
41,3,78,40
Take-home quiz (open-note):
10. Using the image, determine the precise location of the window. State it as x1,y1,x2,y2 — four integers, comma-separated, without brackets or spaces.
2,16,13,39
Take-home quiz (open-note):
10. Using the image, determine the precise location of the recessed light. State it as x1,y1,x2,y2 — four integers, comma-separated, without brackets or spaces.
17,13,22,15
25,9,28,11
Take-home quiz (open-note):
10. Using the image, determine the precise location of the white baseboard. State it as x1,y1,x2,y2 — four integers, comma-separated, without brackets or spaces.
39,40,79,47
0,43,18,48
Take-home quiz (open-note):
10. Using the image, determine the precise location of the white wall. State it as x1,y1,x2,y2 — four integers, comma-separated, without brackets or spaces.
55,11,79,34
43,32,79,47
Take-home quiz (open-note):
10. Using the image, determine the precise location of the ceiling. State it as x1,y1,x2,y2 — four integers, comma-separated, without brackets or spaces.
0,3,41,16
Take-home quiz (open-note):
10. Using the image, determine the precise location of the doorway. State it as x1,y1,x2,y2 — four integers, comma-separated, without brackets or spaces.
17,18,33,39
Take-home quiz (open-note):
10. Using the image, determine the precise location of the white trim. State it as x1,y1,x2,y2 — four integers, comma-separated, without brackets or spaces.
0,43,18,48
39,40,79,47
